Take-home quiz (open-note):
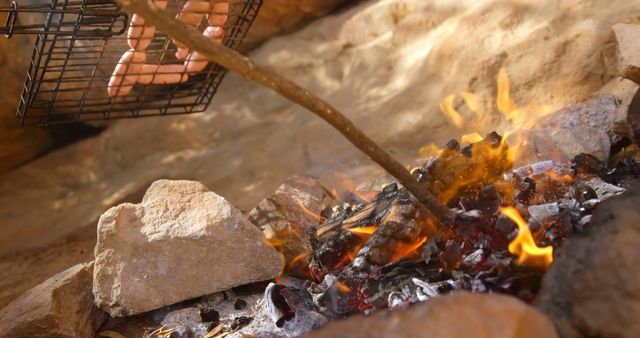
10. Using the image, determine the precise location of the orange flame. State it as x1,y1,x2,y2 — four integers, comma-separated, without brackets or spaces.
436,67,555,165
389,236,428,264
338,174,377,202
500,207,553,269
298,202,324,222
346,226,378,236
439,94,465,129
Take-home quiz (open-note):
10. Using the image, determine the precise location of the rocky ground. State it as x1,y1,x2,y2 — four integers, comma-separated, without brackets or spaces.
1,0,640,330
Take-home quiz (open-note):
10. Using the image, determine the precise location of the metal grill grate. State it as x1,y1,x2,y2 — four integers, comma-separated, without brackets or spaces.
1,0,262,126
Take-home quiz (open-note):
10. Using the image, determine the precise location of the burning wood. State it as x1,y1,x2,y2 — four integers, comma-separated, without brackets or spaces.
260,120,639,324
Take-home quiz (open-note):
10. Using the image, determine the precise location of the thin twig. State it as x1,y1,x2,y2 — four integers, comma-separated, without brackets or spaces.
114,0,449,219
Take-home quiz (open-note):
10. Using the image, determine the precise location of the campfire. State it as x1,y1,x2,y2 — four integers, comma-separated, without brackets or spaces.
257,69,639,326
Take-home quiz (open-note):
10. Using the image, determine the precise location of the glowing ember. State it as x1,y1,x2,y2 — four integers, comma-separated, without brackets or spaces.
346,226,378,236
500,206,553,269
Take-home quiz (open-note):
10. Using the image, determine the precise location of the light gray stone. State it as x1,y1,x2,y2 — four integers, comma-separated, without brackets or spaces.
93,180,284,317
0,262,107,338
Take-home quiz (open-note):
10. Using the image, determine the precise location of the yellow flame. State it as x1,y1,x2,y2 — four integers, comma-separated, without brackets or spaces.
439,94,465,129
500,207,553,269
497,67,515,117
346,226,378,235
461,132,484,144
460,91,481,116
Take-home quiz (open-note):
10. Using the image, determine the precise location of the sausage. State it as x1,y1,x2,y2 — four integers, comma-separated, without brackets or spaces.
109,0,230,97
174,0,211,59
208,1,229,26
137,64,189,85
108,49,146,97
127,1,167,50
184,26,224,74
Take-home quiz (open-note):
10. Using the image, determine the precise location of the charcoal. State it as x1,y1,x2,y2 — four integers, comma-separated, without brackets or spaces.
388,291,411,309
495,214,517,236
515,177,536,203
282,310,327,337
230,316,253,330
572,153,606,176
528,203,560,224
264,283,294,327
234,299,247,311
462,249,484,269
575,183,598,203
199,307,220,325
581,199,600,211
412,278,440,301
585,177,625,199
424,132,512,205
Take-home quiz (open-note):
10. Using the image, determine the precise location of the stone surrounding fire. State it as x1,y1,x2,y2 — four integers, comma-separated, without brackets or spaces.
0,262,106,338
249,175,335,279
536,184,640,338
93,180,284,316
305,292,558,338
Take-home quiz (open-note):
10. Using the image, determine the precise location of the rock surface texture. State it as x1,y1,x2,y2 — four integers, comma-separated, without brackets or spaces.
614,23,640,84
93,180,284,317
305,291,558,338
0,262,106,338
2,0,640,307
535,183,640,338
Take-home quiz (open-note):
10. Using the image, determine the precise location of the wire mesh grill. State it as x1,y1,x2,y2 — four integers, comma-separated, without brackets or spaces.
4,0,262,126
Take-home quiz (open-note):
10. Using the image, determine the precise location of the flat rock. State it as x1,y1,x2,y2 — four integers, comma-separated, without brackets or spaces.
614,23,640,84
305,291,557,338
249,175,333,233
93,180,284,317
249,175,333,278
0,262,107,338
535,183,640,338
522,96,618,162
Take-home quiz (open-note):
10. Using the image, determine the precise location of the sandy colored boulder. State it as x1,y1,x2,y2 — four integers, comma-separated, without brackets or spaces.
614,23,640,84
0,262,107,338
93,180,284,317
305,291,557,338
536,184,640,338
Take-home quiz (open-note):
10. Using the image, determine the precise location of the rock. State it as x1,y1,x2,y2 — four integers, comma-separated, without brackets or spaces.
93,180,284,317
535,183,640,338
249,175,333,233
0,262,107,338
523,96,618,163
305,291,557,338
614,23,640,84
249,175,333,278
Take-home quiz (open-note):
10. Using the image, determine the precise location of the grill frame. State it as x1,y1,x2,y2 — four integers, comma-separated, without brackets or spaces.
3,0,262,126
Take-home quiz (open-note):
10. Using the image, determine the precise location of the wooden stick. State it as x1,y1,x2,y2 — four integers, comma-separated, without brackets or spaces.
114,0,450,219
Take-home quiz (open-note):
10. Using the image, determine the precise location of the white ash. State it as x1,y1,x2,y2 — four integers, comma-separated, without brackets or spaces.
585,177,626,199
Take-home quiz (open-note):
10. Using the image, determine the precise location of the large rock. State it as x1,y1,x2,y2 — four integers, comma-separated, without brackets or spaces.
93,180,284,317
305,291,557,338
0,262,107,338
614,23,640,84
535,183,640,338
